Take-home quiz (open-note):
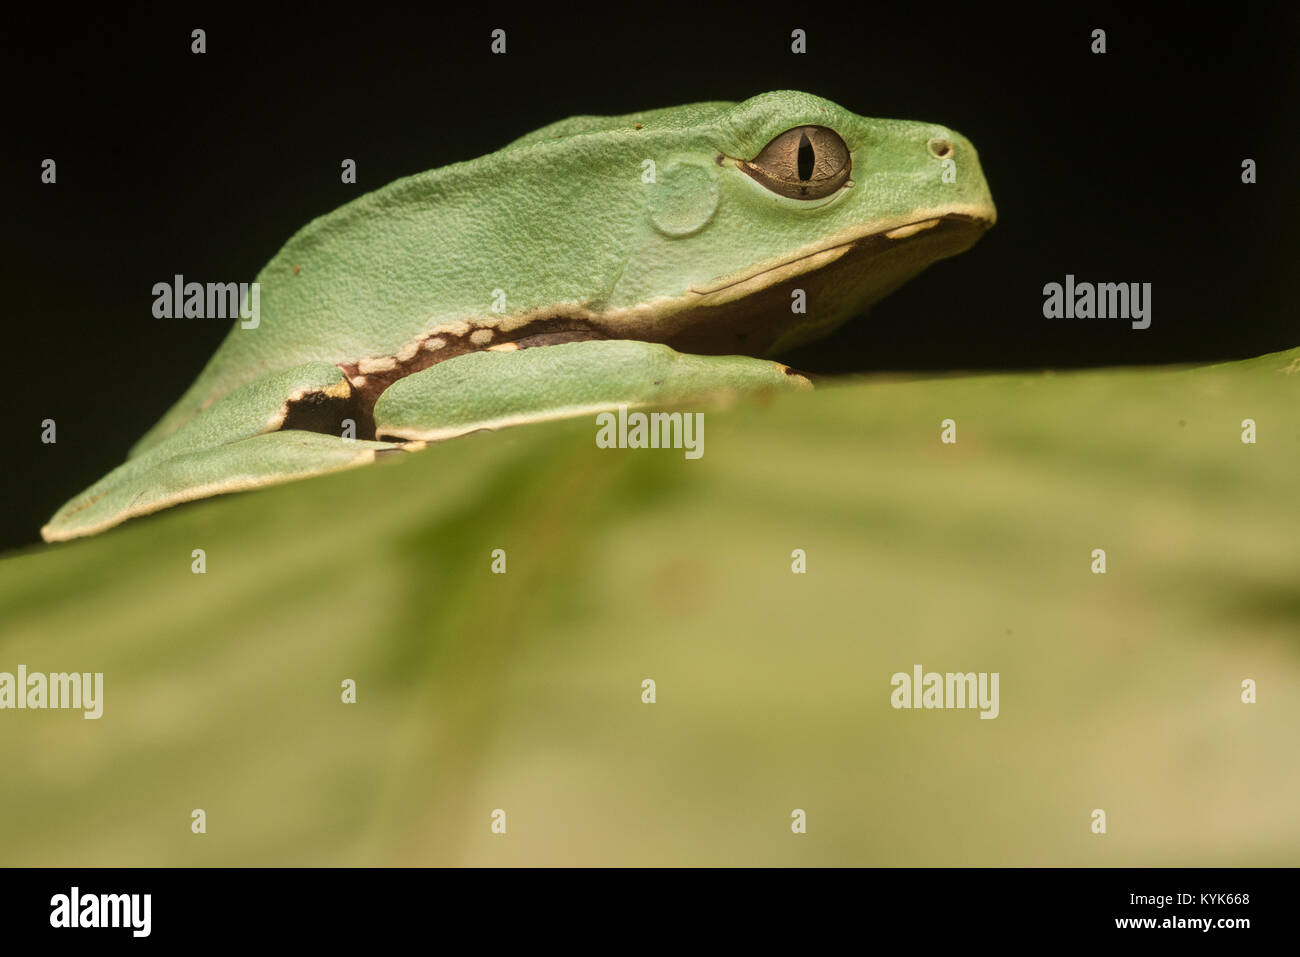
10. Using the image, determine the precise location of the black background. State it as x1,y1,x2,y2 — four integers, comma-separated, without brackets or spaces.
4,3,1297,551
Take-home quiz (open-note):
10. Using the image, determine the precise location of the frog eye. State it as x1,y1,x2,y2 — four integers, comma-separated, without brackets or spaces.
739,126,851,200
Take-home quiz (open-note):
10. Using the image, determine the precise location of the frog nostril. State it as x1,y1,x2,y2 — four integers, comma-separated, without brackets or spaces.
927,137,953,159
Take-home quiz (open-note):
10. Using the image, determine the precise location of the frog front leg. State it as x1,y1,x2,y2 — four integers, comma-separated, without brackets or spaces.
371,339,813,442
41,362,408,542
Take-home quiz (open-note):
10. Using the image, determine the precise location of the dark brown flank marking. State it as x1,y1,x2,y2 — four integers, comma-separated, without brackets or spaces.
283,317,606,440
280,389,360,435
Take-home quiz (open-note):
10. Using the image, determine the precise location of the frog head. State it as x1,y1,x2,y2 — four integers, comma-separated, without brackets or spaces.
583,89,997,356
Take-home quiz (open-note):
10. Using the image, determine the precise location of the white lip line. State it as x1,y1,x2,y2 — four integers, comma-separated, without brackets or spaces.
688,211,991,295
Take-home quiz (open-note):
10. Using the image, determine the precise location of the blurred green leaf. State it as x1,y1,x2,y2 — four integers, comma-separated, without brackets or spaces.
1,347,1297,864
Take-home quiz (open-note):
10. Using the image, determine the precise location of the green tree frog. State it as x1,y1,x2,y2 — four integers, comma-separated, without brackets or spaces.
42,90,995,541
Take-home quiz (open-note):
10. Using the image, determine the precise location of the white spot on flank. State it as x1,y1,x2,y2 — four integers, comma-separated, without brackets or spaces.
470,328,495,346
496,314,534,334
358,356,398,374
431,320,471,338
350,375,368,388
422,337,447,352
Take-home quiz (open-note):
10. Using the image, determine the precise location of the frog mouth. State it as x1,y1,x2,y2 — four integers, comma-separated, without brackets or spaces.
637,207,994,357
687,208,996,298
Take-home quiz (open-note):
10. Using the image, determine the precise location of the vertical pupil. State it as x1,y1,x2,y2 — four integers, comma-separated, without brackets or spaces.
797,131,815,181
